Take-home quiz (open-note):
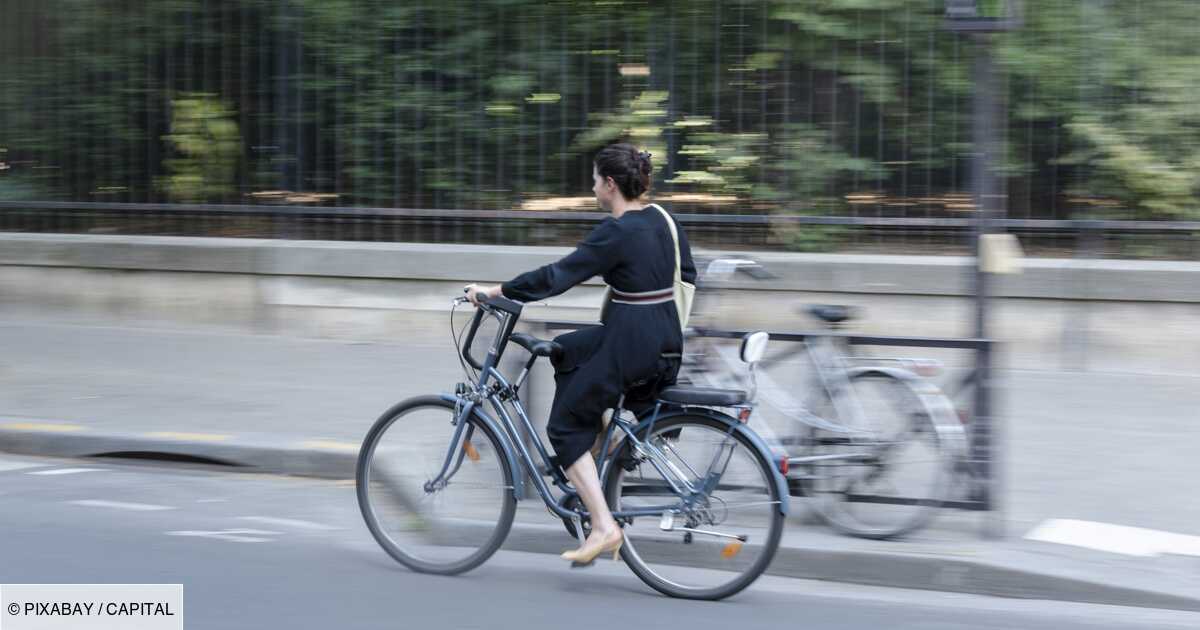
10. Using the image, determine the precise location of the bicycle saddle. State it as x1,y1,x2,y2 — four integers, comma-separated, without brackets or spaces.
509,332,564,362
805,304,856,324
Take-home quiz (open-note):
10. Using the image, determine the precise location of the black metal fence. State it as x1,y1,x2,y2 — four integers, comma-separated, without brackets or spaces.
3,2,1198,226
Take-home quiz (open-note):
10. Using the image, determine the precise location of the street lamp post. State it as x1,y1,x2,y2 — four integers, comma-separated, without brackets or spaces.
944,0,1020,539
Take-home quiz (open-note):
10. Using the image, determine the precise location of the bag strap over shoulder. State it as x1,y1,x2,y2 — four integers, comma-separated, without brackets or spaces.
648,203,681,285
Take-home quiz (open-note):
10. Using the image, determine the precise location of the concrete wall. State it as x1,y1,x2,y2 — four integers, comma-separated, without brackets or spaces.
1,233,1197,373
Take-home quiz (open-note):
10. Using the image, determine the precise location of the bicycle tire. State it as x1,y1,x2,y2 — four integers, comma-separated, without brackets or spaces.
604,413,784,600
357,395,516,575
804,371,959,539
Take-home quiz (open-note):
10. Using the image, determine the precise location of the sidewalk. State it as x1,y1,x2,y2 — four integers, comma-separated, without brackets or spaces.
1,312,1197,610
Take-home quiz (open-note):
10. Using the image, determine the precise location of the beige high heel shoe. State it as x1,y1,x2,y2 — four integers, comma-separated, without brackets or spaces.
561,530,623,568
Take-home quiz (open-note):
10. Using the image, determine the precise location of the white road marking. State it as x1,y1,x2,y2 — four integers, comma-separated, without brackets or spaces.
69,500,175,512
1025,519,1200,557
237,516,341,531
28,468,108,476
166,529,282,543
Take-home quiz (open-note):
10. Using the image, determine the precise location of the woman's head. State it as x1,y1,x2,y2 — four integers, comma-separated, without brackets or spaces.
592,143,652,209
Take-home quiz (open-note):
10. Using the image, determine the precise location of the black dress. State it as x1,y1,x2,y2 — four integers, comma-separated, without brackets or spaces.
501,206,697,469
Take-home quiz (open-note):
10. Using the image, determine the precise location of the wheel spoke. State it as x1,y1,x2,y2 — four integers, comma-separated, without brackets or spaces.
805,374,952,539
357,398,515,575
608,415,783,600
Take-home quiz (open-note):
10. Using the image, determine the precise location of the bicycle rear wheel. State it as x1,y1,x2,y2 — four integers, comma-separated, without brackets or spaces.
804,371,956,539
357,395,516,574
604,414,784,600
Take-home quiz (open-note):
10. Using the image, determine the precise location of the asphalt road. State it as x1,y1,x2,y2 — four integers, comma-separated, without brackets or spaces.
0,453,1196,630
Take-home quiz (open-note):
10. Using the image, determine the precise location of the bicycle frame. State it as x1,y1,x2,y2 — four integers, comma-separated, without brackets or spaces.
686,326,965,484
689,257,908,438
687,329,870,436
433,298,786,526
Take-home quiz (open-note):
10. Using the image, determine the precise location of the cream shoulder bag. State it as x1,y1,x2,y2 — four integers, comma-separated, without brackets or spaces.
649,204,695,332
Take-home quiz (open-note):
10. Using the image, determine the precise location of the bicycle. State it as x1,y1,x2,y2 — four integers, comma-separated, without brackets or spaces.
356,294,788,600
683,259,966,539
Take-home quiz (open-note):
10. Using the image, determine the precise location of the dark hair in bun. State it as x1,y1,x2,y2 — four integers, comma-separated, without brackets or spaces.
594,143,652,200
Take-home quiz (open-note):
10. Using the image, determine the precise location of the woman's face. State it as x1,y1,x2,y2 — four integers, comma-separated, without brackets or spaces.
592,164,616,211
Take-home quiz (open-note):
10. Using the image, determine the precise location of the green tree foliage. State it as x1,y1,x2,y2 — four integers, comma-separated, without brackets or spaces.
0,0,1195,220
161,94,243,202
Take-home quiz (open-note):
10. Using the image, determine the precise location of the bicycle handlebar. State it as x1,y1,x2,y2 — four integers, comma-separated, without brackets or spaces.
459,294,524,372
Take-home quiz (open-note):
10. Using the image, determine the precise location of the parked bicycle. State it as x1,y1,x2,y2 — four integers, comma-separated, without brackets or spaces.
356,294,788,600
682,258,965,539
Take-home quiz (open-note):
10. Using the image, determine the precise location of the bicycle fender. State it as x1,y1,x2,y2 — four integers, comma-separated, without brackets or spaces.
845,366,966,455
438,394,525,499
633,406,790,516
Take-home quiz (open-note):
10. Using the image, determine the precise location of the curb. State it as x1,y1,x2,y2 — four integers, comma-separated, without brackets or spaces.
3,426,1198,613
0,425,358,479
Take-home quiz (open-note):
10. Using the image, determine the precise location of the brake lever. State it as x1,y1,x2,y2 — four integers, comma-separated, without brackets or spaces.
456,291,491,310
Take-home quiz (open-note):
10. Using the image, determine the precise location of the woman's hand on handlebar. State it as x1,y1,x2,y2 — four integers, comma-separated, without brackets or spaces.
462,283,503,307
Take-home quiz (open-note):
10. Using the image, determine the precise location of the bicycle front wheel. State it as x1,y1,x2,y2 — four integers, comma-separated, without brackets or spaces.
357,395,516,575
604,414,785,600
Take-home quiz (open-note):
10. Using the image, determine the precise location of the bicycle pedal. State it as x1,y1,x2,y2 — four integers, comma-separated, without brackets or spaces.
569,560,595,570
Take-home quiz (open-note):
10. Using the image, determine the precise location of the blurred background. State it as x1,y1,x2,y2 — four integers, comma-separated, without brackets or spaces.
2,0,1197,255
1,2,1199,627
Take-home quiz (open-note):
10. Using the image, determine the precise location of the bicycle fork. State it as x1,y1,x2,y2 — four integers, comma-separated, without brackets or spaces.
423,400,477,493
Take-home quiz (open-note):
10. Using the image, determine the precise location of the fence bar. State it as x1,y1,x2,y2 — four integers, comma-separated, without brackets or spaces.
2,201,1199,233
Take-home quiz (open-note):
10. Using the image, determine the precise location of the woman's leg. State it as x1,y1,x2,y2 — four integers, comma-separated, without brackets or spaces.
563,452,620,539
544,326,624,554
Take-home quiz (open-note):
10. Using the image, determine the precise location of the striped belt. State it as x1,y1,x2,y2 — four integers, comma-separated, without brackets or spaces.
610,287,674,305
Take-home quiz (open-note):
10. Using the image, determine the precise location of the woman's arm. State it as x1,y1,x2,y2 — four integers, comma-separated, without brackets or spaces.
499,218,623,302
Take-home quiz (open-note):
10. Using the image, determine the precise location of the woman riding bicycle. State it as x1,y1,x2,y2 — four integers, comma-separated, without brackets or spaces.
465,143,696,566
